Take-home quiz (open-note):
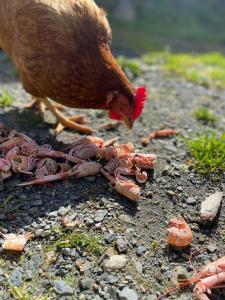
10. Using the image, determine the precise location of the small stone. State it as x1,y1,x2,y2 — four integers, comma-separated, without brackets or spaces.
48,211,58,217
62,248,77,258
54,280,74,295
118,214,135,225
105,233,116,244
24,255,42,280
105,275,118,284
131,239,138,247
118,286,139,300
9,268,23,287
116,238,128,253
175,266,189,280
35,229,44,237
146,191,153,198
177,186,183,192
200,192,223,224
166,190,175,198
136,246,146,256
134,261,143,274
186,197,197,204
32,199,43,206
147,295,157,300
94,210,108,222
80,278,93,290
57,206,71,216
207,244,217,253
104,255,127,271
162,166,170,176
85,217,94,225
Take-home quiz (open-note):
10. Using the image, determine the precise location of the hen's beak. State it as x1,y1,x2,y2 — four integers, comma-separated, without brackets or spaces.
122,116,133,129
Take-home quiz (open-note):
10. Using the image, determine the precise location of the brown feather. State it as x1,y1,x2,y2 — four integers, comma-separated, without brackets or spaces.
0,0,135,109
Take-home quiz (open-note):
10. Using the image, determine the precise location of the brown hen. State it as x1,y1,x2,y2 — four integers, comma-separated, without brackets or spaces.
0,0,146,134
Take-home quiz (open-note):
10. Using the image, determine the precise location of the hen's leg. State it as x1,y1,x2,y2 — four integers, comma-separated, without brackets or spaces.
24,96,67,113
23,97,46,118
37,97,95,135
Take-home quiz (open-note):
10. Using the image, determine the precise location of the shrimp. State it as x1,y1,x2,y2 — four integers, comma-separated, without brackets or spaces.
158,257,225,300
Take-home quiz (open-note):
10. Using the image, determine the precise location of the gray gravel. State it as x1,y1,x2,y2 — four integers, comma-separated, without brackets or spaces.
0,50,225,300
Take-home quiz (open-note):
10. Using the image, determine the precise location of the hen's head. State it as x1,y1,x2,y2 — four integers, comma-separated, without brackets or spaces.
106,87,147,129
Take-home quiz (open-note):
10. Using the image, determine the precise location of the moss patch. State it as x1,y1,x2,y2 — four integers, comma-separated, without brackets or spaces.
184,132,225,175
193,107,218,125
56,231,104,256
143,52,225,88
0,90,14,107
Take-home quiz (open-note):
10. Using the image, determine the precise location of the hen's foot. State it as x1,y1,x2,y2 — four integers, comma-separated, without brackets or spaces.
38,97,95,135
24,97,67,112
23,97,46,118
55,115,88,135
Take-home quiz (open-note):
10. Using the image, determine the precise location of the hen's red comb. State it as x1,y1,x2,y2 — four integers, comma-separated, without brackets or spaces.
133,86,148,120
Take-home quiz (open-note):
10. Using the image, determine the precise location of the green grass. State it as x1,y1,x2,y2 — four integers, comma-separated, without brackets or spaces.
55,231,104,256
193,107,218,125
117,55,142,77
10,286,33,300
0,90,14,107
10,285,49,300
184,132,225,175
143,52,225,88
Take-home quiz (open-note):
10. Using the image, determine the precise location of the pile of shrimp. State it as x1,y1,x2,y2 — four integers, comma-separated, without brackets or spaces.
0,123,156,201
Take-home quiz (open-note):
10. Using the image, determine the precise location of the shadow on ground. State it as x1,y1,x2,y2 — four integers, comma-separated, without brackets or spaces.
0,109,141,234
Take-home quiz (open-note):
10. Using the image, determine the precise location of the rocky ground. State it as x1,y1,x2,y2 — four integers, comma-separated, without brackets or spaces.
0,50,225,300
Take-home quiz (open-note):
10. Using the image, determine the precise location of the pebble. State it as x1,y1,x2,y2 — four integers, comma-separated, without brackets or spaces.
24,255,42,280
118,214,135,225
175,265,189,280
186,197,197,204
166,190,175,198
147,295,158,300
136,246,146,256
80,278,93,290
104,255,127,271
48,211,58,218
85,217,94,225
35,229,45,237
116,238,128,253
118,286,139,300
206,244,217,253
105,275,119,284
53,280,74,295
32,199,43,206
9,267,23,286
57,206,71,216
162,166,170,176
94,210,108,222
105,233,116,244
62,248,77,258
134,261,143,274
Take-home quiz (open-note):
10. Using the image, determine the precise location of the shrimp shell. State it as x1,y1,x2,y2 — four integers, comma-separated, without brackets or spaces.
167,216,193,247
2,233,31,252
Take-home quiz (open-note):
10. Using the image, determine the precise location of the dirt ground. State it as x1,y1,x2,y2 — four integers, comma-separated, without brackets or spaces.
0,50,225,300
